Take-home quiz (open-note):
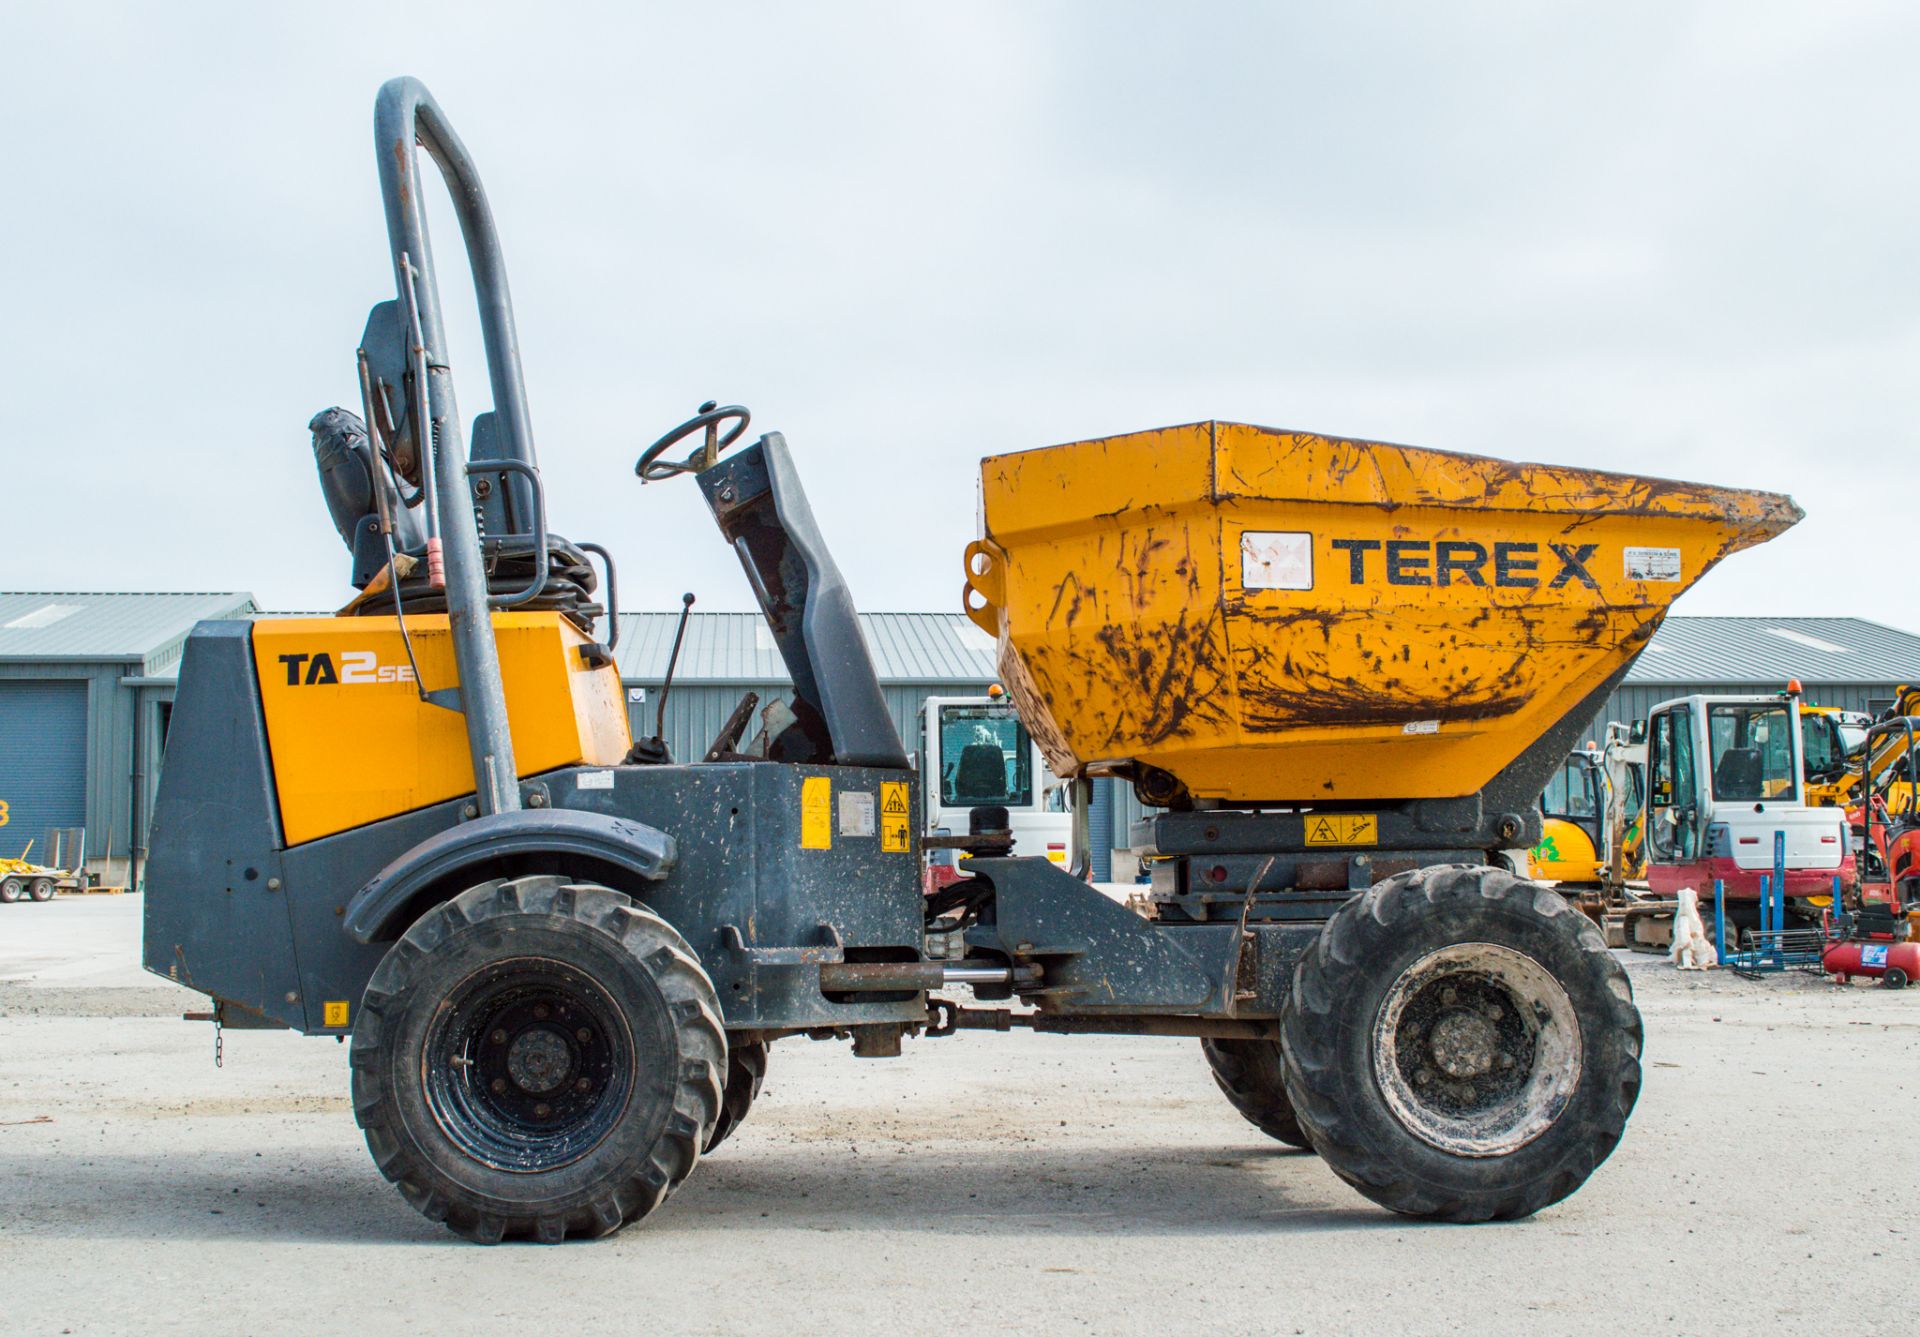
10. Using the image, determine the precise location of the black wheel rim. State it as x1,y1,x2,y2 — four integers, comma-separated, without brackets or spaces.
424,957,636,1173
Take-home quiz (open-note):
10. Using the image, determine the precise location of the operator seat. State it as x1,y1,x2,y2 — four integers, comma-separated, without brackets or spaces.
1714,748,1764,800
954,743,1008,801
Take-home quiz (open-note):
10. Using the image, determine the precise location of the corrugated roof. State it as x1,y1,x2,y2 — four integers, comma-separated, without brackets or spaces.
615,611,998,684
614,610,1920,691
0,592,256,669
1626,616,1920,686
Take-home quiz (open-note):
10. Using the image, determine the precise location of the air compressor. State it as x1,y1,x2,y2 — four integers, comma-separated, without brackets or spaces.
1822,899,1920,988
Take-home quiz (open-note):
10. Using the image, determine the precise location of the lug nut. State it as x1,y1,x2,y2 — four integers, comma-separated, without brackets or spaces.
534,1005,550,1020
491,1078,507,1094
575,1078,591,1093
576,1028,591,1043
534,1103,551,1118
491,1028,507,1045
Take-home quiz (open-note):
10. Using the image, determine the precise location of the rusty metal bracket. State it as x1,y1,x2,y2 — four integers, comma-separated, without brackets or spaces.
718,923,846,966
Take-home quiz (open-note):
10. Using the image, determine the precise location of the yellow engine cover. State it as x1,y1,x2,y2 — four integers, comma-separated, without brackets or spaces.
253,613,631,845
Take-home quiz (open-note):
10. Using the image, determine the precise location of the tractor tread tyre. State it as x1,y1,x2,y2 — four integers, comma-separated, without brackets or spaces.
1200,1037,1313,1150
704,1038,768,1153
1279,864,1641,1223
350,875,725,1243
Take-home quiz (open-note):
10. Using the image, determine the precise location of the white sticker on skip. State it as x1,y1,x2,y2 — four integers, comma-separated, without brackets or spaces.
576,770,615,790
1624,547,1682,582
1241,531,1314,591
1402,720,1440,735
839,791,876,837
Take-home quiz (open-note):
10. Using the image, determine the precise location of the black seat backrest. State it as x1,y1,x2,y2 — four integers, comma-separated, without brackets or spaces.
954,743,1007,801
698,434,908,769
1714,748,1763,800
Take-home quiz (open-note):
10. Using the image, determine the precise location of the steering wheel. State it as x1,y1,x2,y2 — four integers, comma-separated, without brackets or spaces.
636,401,752,481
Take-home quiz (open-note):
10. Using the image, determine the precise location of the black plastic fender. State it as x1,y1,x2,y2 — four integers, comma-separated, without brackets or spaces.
344,808,676,944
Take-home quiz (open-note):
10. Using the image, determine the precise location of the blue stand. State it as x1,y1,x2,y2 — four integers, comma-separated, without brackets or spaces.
1714,880,1728,957
1719,831,1822,973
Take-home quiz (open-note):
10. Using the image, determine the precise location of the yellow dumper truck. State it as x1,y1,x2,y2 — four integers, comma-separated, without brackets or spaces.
142,78,1799,1241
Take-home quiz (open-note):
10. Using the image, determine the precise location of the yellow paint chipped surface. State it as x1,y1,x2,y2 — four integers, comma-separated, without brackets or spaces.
968,421,1800,804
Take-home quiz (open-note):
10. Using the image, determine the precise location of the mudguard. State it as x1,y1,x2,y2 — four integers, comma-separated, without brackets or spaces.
344,807,676,943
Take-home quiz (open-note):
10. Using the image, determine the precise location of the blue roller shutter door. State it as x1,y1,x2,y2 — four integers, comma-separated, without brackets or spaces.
0,681,88,859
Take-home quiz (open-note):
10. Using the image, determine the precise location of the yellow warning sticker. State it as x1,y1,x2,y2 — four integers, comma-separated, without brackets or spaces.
879,781,912,854
1304,814,1377,847
800,776,833,850
322,1000,350,1028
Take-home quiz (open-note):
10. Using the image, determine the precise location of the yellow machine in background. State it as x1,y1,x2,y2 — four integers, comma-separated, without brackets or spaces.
253,613,630,845
1804,686,1920,811
1529,729,1646,891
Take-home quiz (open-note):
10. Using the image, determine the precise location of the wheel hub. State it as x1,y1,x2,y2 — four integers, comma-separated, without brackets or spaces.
506,1027,573,1094
1372,942,1582,1157
423,959,634,1173
1428,1009,1498,1079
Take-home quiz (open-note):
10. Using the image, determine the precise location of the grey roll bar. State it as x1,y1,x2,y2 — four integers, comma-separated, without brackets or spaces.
370,75,532,817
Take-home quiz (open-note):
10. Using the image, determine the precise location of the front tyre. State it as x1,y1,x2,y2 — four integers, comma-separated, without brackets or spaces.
1280,865,1641,1222
350,875,726,1243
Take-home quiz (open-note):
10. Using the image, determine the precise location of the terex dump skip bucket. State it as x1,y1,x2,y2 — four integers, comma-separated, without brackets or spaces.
963,421,1799,805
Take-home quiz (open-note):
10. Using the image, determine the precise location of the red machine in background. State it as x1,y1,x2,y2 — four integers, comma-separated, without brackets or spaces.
1822,715,1920,986
1844,716,1920,938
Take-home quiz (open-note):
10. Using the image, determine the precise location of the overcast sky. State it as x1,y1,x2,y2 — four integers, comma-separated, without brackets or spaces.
2,3,1914,626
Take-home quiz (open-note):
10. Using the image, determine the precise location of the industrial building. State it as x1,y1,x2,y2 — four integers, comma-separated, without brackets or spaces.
612,611,1000,766
3,596,1917,886
0,591,256,883
1586,616,1920,732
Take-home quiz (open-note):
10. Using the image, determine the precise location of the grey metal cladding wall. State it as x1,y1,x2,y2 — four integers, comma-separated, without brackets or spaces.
0,678,88,859
629,682,991,770
1584,681,1901,744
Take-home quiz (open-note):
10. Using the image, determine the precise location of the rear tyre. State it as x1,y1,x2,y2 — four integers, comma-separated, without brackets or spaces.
1200,1037,1313,1150
1281,865,1641,1222
704,1038,768,1153
28,878,56,902
350,875,726,1243
0,878,22,904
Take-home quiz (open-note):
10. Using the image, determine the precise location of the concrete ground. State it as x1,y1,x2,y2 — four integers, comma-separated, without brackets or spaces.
2,895,1916,1336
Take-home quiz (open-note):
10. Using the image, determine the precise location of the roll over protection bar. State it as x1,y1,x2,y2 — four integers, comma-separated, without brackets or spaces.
367,76,548,818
